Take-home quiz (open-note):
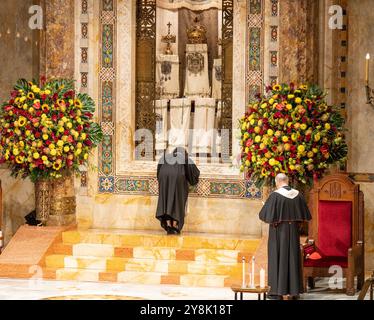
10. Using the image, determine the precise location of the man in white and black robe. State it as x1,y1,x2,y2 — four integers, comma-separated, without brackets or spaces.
259,173,312,299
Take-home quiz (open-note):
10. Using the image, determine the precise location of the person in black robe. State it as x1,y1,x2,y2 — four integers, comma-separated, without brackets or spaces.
156,147,200,235
259,173,312,300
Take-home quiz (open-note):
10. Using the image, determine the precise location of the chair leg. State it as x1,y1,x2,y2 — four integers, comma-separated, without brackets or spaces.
346,274,355,296
357,272,364,291
302,277,308,293
307,277,315,289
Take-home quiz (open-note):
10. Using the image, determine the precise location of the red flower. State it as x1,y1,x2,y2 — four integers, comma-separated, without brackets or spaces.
246,139,253,147
11,90,18,98
275,103,285,111
35,132,41,139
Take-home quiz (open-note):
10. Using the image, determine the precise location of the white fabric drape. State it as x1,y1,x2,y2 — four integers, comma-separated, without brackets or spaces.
156,54,180,99
157,0,221,10
192,97,216,153
169,98,191,148
155,99,169,151
184,44,211,98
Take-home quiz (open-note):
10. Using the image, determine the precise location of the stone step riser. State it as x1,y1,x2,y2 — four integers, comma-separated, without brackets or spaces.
62,231,259,251
67,244,254,264
45,255,244,276
53,269,242,288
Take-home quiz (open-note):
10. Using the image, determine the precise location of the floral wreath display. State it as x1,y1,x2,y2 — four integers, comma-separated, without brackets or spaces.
239,83,348,187
0,78,103,182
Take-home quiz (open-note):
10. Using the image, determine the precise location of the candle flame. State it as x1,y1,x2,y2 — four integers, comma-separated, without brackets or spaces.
366,53,371,60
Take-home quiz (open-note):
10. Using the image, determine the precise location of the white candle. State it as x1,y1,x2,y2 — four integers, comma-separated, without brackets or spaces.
242,257,246,288
251,256,255,288
260,268,266,288
366,53,370,86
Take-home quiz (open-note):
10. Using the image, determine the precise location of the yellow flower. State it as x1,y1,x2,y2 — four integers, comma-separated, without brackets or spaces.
18,117,27,127
261,103,267,109
27,92,35,100
300,84,308,90
42,134,49,141
307,151,314,158
13,148,20,156
50,149,57,156
53,162,62,171
267,129,274,136
291,133,297,141
74,99,83,108
33,152,40,160
81,133,87,140
57,140,64,147
278,119,285,126
16,156,24,164
45,89,51,95
269,159,276,166
295,97,302,104
282,136,289,143
31,85,40,93
49,143,56,150
254,126,261,134
83,153,89,160
63,146,70,153
297,145,305,153
314,133,321,142
66,122,73,129
255,136,261,143
288,94,295,99
300,124,307,130
75,148,82,156
273,84,282,91
269,98,275,105
41,156,48,161
286,104,293,110
325,123,331,130
42,104,49,112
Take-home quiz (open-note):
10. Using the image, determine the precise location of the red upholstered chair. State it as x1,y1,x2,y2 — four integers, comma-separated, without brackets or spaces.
302,174,365,296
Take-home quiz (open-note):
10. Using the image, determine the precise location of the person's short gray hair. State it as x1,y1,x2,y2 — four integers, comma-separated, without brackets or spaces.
275,173,289,185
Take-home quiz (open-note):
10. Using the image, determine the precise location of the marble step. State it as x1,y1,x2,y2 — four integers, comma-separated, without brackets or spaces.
64,243,249,263
62,230,260,251
52,268,231,287
45,255,243,276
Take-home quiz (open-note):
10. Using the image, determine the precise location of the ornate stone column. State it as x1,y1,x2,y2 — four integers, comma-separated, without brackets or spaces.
278,0,319,84
39,0,76,226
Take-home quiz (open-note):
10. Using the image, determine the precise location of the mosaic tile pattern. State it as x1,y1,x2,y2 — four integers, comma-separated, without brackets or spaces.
98,175,262,200
247,0,264,102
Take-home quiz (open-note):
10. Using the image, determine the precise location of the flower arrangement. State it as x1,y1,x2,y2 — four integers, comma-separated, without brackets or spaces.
0,78,103,182
239,83,348,187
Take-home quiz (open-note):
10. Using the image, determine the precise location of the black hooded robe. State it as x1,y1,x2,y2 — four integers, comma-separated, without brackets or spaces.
156,148,200,232
259,186,312,296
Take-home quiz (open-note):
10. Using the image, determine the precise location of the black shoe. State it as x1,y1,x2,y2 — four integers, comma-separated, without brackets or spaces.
172,227,181,235
267,295,283,300
166,226,177,235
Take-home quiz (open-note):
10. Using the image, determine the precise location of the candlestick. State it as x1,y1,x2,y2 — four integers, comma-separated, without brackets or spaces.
260,268,266,288
242,257,246,288
251,256,255,288
366,53,370,86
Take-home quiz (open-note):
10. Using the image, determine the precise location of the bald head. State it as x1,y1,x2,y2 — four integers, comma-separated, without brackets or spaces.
275,173,289,188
